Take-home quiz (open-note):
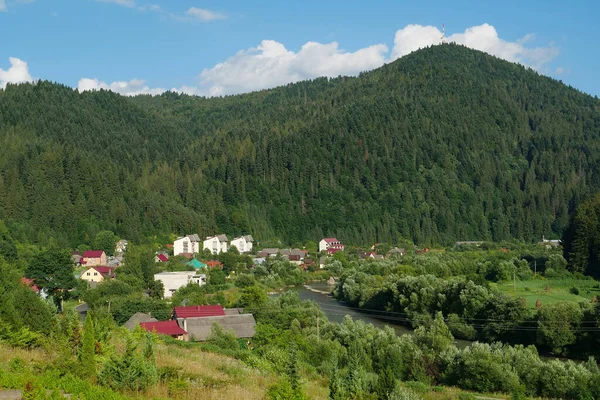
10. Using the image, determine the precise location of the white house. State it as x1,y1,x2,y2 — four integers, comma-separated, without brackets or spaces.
174,234,201,256
319,237,345,253
154,271,207,299
80,266,115,283
230,235,254,253
203,234,229,254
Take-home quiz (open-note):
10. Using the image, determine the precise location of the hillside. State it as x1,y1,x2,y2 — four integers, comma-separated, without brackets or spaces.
0,43,599,246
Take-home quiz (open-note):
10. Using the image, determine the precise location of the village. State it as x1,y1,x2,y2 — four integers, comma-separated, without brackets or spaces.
65,234,408,343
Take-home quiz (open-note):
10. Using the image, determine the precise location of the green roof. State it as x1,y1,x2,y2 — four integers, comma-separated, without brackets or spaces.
187,259,206,269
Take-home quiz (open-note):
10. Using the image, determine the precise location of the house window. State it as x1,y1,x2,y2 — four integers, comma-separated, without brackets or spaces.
94,272,98,276
86,272,90,276
183,241,189,252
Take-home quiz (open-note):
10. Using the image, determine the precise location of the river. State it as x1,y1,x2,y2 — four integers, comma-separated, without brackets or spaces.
282,282,471,348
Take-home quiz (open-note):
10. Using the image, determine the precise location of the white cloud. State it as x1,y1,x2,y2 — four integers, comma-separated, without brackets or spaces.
0,57,33,89
197,40,388,96
0,0,7,12
139,4,161,12
390,23,559,70
185,7,225,21
96,0,136,8
77,78,166,96
76,23,560,97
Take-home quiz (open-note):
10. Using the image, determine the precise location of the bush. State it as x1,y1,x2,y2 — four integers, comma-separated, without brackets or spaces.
570,286,580,295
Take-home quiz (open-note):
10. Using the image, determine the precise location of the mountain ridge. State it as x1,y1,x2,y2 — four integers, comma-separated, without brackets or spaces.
0,44,599,246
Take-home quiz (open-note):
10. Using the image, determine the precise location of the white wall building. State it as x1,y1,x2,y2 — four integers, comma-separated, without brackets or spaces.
230,235,254,253
319,237,344,253
174,234,201,256
154,271,206,299
203,234,229,254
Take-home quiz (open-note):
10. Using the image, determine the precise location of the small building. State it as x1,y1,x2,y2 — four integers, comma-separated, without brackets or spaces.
173,305,255,341
124,312,157,331
230,235,254,253
206,260,223,269
174,234,201,256
107,255,123,268
257,248,279,258
21,277,39,293
154,271,206,299
387,247,406,257
115,239,128,254
319,238,345,253
71,251,82,265
80,266,115,283
203,234,229,254
140,320,187,340
81,250,107,267
454,241,484,247
187,259,206,269
155,253,169,263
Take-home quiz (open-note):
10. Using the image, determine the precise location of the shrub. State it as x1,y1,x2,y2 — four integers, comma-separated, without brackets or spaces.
570,286,580,295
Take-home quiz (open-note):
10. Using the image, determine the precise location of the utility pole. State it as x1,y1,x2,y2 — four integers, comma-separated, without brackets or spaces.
534,260,537,277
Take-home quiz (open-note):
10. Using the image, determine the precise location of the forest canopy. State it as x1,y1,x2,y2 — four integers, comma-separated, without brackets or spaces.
0,44,599,247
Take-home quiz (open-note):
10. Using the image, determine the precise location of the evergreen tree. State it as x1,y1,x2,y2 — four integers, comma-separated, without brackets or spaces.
80,313,96,379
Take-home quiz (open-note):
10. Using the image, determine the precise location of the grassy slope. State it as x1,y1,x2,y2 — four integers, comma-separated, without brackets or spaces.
0,339,329,400
493,277,600,308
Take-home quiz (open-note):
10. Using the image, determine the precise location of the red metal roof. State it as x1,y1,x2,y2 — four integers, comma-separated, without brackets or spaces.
156,254,168,262
174,305,225,318
323,238,339,243
83,250,105,258
140,320,187,336
90,266,115,277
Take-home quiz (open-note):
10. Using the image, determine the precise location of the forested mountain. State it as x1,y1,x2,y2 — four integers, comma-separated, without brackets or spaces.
1,43,599,247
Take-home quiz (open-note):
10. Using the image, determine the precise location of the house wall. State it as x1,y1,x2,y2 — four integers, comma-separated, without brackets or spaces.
154,272,205,298
85,253,107,266
80,268,105,283
318,239,328,253
231,238,252,253
174,237,200,256
203,238,228,254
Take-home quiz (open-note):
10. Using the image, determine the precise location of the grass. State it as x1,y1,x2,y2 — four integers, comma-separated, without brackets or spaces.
493,276,600,308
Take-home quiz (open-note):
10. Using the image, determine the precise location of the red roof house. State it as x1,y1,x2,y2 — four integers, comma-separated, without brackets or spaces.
319,237,345,253
140,320,187,339
173,305,225,319
81,250,107,266
155,254,169,262
206,260,223,269
21,277,39,293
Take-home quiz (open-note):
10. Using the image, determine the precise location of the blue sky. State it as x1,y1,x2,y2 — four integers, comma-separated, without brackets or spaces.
0,0,598,97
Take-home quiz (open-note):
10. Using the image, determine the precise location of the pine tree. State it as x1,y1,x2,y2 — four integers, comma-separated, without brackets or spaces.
80,313,96,379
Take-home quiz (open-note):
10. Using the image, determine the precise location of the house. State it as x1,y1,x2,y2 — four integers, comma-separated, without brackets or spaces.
387,247,406,257
539,237,561,249
300,258,315,271
257,248,279,258
154,271,207,299
124,312,157,331
140,320,188,340
173,305,256,341
115,239,128,254
71,251,82,265
319,256,331,269
206,260,223,269
81,250,107,266
230,235,254,253
187,259,206,269
155,253,169,263
21,277,39,293
80,266,115,283
107,255,123,268
319,238,345,253
326,247,343,255
174,234,201,256
454,241,484,247
203,234,229,254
